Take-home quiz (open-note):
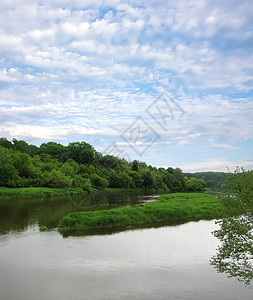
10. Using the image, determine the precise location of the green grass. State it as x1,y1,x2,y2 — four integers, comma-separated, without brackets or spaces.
0,186,169,200
0,187,86,199
58,192,224,230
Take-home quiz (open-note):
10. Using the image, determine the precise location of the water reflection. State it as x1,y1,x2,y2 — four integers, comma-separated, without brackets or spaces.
211,216,253,285
1,220,252,300
0,191,161,234
58,218,198,238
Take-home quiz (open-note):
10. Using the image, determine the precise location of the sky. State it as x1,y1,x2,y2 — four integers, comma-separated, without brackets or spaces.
0,0,253,172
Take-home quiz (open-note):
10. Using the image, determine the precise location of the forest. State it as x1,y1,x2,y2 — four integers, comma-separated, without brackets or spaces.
0,137,207,192
183,171,227,190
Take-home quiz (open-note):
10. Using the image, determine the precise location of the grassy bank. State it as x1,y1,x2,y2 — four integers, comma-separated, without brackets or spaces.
0,187,86,199
58,192,224,230
0,186,169,200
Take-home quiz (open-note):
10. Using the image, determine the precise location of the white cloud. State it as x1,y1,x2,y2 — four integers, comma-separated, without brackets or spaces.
182,159,253,173
0,0,252,170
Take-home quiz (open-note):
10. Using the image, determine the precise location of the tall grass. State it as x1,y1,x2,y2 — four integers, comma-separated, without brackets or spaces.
0,187,85,199
58,193,224,230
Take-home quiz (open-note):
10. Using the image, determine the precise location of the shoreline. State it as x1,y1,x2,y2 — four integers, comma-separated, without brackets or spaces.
0,186,169,200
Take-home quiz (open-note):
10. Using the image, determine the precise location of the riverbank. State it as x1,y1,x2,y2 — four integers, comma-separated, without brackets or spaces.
0,186,169,200
58,193,224,230
0,187,87,199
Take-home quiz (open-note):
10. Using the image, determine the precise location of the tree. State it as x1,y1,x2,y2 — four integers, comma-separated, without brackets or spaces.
67,141,95,165
162,171,174,190
0,146,19,187
10,151,37,179
129,170,143,188
13,138,37,156
99,155,121,170
90,173,108,188
0,137,13,149
108,170,121,188
60,163,77,178
131,160,139,172
41,169,72,188
72,175,91,191
118,172,133,188
173,168,186,191
39,142,68,161
141,171,153,189
185,177,206,191
210,168,253,285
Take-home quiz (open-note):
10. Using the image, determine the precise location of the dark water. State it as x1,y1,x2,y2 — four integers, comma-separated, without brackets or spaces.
0,190,160,234
0,192,252,299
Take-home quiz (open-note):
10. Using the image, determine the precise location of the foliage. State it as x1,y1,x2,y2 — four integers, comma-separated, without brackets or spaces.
68,141,95,165
184,171,227,190
90,173,109,188
211,168,253,285
0,147,19,187
58,193,224,230
141,171,153,189
0,137,207,193
42,169,73,188
39,225,48,231
185,177,206,192
0,186,85,199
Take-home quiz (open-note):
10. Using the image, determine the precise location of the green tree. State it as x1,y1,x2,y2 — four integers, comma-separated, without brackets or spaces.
131,160,139,172
128,170,143,188
211,168,253,285
162,171,174,190
90,173,109,188
60,163,76,178
39,142,68,161
0,146,19,187
108,170,121,188
0,137,13,149
42,169,72,188
118,172,133,188
10,151,37,179
13,138,37,156
141,171,153,189
72,175,91,191
185,177,206,191
173,168,186,191
99,155,121,170
67,141,95,165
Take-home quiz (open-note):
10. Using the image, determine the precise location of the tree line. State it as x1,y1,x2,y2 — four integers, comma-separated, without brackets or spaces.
0,137,206,192
183,171,227,190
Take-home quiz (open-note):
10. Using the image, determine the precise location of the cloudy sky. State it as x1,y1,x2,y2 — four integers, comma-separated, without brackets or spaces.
0,0,253,172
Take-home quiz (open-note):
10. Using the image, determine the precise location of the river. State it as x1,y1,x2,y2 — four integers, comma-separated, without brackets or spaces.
0,191,252,299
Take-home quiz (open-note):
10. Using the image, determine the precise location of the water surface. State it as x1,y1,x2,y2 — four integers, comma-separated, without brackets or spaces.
0,192,252,299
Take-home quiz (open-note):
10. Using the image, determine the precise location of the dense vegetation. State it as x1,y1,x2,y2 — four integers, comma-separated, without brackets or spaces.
58,193,224,230
0,187,85,199
184,171,227,190
0,137,206,193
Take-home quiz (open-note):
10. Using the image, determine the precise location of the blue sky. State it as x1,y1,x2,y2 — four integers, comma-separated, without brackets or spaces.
0,0,253,172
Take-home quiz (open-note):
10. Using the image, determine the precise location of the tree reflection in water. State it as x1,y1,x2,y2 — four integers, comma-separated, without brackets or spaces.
211,216,253,285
